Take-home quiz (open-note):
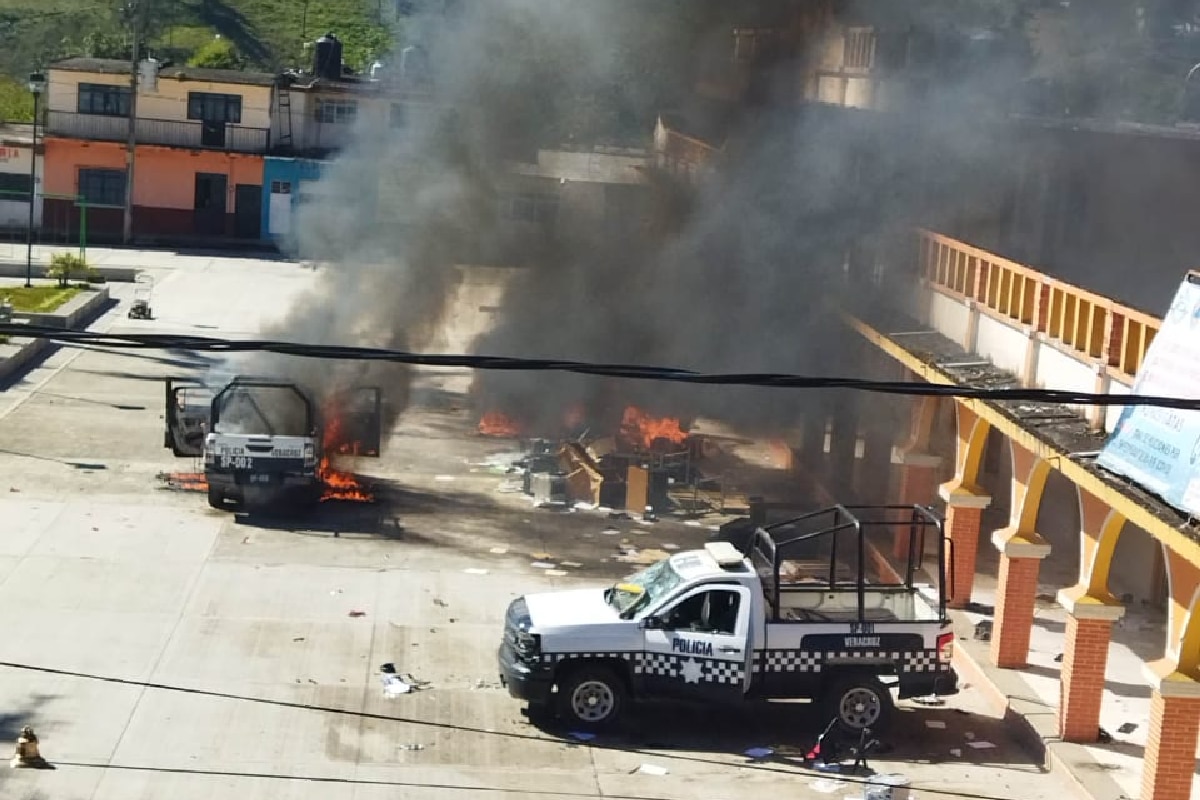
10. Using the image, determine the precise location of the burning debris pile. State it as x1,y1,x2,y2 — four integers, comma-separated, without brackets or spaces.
479,403,733,516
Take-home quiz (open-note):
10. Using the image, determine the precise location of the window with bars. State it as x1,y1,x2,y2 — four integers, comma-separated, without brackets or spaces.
187,92,243,124
843,28,876,70
0,172,32,201
79,168,127,206
316,99,358,124
78,83,131,117
270,180,292,194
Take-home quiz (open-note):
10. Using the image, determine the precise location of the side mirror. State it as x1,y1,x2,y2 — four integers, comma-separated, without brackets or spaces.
641,615,664,630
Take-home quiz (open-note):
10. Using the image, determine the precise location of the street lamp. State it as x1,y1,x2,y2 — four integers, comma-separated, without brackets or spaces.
25,71,45,288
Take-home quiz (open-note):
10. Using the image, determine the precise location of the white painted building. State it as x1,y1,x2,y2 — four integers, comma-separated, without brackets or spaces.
0,123,43,230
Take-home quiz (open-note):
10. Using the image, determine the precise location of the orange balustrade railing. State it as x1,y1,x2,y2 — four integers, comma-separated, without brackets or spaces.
917,230,1161,383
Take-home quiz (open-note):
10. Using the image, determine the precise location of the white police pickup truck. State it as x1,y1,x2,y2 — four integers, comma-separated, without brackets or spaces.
498,505,959,733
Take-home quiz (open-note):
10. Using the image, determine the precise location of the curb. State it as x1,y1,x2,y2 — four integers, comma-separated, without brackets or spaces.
0,287,117,386
0,263,139,282
950,618,1130,800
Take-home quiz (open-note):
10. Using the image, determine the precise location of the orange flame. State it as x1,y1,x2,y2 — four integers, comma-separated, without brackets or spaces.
478,411,522,437
318,406,374,502
768,439,794,470
620,406,688,450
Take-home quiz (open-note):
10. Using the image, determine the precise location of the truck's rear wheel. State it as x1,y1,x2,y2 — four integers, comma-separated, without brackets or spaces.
556,665,626,731
824,674,893,736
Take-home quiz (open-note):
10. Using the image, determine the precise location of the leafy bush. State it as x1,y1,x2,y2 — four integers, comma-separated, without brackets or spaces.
47,253,98,288
188,38,243,70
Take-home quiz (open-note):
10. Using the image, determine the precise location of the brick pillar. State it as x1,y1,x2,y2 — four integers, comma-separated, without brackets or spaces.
1056,587,1124,743
939,486,990,610
1140,669,1200,800
891,449,941,559
989,531,1050,668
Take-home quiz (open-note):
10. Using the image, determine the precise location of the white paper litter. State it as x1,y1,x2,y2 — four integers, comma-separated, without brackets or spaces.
964,731,975,740
924,720,946,729
950,748,962,757
967,741,996,750
531,561,556,569
601,527,621,535
489,547,509,555
685,520,702,527
809,778,845,794
435,475,455,482
635,764,668,776
381,674,412,696
560,560,583,568
464,568,489,575
545,569,568,576
662,543,680,550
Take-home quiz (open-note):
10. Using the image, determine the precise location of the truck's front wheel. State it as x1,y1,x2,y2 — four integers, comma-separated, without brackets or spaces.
556,666,627,731
207,488,225,510
824,674,894,736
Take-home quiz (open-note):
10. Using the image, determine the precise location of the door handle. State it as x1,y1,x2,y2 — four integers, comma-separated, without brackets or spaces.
719,646,742,654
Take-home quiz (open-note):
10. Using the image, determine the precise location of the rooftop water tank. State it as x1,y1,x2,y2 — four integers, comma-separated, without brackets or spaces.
314,33,343,81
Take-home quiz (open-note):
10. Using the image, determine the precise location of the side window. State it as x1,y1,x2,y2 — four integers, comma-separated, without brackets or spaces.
663,590,741,635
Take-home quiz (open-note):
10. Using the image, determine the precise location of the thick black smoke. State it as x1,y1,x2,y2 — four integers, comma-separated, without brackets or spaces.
229,0,1042,448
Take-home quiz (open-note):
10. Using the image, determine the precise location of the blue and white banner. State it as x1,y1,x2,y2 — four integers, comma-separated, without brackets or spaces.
1097,275,1200,517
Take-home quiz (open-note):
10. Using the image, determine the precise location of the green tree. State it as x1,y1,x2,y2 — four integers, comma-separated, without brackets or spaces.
0,76,35,123
188,37,242,69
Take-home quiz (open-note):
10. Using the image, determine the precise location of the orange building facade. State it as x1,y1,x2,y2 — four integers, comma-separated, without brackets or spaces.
43,58,272,242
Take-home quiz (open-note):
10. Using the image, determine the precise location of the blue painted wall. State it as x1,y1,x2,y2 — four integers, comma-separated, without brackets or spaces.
262,157,328,244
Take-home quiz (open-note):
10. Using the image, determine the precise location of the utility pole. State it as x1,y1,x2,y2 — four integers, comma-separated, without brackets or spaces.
122,0,145,245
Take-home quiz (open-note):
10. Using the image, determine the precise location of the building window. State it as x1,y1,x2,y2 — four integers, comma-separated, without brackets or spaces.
78,83,131,117
843,28,876,70
270,180,292,194
187,92,243,124
78,168,127,207
389,103,406,129
316,99,358,124
0,172,33,201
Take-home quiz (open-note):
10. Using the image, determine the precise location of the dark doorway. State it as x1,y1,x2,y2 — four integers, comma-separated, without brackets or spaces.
234,184,262,239
194,172,227,236
200,120,226,148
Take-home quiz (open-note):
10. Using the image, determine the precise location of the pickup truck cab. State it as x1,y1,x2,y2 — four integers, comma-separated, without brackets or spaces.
499,505,959,733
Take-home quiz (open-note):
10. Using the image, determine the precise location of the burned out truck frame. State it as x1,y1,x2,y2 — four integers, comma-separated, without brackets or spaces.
499,505,959,733
164,376,383,510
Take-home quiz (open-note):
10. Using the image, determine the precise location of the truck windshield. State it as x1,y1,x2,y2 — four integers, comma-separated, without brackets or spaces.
606,558,683,617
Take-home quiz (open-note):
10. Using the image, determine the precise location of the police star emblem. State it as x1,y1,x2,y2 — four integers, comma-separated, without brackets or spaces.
680,657,704,684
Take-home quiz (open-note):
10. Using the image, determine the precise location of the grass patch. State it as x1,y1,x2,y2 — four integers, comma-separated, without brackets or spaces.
0,285,82,312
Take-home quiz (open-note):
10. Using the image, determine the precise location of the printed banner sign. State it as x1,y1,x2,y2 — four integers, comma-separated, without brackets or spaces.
1097,274,1200,516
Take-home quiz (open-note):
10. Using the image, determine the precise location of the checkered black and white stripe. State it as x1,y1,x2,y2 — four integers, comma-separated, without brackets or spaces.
757,649,941,674
634,652,676,676
541,652,632,666
759,650,823,673
705,659,745,685
901,650,940,673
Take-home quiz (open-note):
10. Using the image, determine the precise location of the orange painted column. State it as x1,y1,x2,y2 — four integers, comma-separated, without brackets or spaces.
1056,587,1124,743
1141,690,1200,800
940,485,990,610
891,448,941,559
989,533,1050,668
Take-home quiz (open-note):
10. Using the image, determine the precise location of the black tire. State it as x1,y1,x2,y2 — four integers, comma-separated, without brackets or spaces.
823,673,894,736
556,665,627,731
207,488,225,510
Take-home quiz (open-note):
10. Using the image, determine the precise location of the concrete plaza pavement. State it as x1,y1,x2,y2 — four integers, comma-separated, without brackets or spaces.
0,251,1080,800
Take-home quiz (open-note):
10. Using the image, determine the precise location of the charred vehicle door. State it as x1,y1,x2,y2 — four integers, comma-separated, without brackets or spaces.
164,378,215,457
324,386,383,457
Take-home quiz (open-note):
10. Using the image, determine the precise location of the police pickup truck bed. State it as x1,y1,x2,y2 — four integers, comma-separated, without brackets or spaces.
499,505,959,733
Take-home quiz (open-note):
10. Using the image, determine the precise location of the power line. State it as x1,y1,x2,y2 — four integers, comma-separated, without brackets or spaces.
0,659,1034,800
2,323,1196,410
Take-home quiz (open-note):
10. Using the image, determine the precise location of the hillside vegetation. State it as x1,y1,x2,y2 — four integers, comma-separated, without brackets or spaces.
0,0,399,121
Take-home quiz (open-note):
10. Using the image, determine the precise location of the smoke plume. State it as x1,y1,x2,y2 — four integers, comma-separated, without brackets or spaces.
229,0,1040,448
